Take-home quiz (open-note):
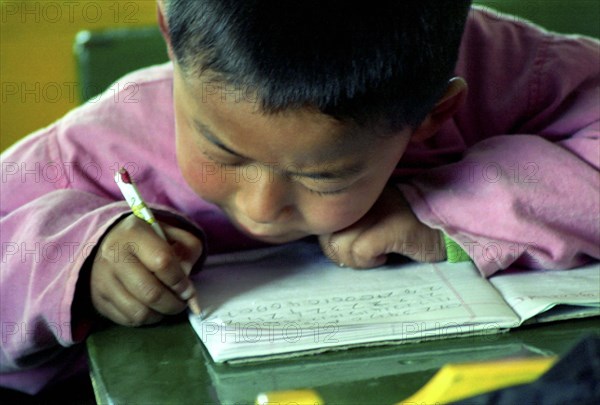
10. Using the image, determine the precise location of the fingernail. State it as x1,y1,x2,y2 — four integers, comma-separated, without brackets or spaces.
180,284,195,300
180,263,193,276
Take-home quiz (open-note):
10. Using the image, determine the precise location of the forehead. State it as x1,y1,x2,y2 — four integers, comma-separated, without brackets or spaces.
176,69,375,162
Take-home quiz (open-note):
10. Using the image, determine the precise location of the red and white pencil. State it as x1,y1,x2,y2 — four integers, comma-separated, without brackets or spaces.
114,167,202,316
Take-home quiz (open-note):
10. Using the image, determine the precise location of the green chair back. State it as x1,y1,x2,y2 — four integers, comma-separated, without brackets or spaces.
74,26,168,102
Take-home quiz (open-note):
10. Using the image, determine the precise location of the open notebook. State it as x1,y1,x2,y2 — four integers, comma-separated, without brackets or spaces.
188,241,599,363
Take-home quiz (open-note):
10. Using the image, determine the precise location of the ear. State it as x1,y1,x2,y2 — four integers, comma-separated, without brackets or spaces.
411,77,468,142
157,0,176,61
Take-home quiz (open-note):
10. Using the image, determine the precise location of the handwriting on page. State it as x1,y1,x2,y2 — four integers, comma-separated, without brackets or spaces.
218,284,465,326
511,291,599,302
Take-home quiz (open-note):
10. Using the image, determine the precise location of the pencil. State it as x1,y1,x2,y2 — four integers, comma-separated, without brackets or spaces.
114,167,202,316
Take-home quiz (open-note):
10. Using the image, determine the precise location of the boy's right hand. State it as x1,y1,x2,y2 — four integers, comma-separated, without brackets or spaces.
90,214,204,326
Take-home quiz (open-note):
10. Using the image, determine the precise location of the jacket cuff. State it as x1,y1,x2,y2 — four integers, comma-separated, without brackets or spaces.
443,233,472,263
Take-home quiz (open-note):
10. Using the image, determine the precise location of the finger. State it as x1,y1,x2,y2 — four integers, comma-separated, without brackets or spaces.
100,299,163,327
114,258,188,315
324,227,384,269
161,223,204,276
320,233,366,267
318,234,343,264
318,207,374,265
92,271,163,326
127,223,197,301
324,214,382,268
400,228,446,262
346,227,393,268
355,221,446,264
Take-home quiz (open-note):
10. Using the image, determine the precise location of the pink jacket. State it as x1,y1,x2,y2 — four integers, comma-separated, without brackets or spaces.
1,8,598,394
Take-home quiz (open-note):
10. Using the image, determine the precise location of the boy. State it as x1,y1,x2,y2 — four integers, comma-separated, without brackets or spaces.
1,0,598,395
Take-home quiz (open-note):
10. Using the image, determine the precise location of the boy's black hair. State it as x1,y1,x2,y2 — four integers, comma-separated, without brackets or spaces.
166,0,472,133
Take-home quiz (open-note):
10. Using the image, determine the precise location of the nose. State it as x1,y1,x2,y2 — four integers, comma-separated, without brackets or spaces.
235,168,293,224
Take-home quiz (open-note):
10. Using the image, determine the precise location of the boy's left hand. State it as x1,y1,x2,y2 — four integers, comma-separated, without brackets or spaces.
319,186,446,268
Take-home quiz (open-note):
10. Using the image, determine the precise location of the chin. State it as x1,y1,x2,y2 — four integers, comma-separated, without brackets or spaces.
242,230,306,245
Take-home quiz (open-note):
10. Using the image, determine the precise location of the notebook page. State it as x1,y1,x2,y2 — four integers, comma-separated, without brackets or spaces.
190,242,518,361
489,263,600,322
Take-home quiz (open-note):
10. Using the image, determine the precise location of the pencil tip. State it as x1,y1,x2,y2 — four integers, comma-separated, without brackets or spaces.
188,297,203,317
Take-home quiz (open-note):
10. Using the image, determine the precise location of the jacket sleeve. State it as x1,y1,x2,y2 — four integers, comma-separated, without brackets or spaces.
0,128,138,393
0,127,203,393
399,12,600,276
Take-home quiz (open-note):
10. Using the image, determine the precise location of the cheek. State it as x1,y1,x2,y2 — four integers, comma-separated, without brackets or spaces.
301,193,376,235
299,166,396,235
176,129,230,205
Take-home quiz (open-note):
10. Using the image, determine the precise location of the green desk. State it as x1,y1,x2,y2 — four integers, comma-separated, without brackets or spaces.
87,316,599,404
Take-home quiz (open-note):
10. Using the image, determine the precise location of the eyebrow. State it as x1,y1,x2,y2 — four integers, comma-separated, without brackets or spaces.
192,119,364,180
193,120,246,158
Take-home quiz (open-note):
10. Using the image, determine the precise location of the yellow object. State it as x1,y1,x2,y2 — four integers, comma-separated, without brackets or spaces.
400,356,556,404
256,389,324,405
1,0,157,152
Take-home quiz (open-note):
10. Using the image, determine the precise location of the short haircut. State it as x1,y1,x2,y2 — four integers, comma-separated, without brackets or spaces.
166,0,472,133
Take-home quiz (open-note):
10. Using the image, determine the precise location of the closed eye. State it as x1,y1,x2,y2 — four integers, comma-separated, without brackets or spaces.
201,149,244,167
303,183,350,197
